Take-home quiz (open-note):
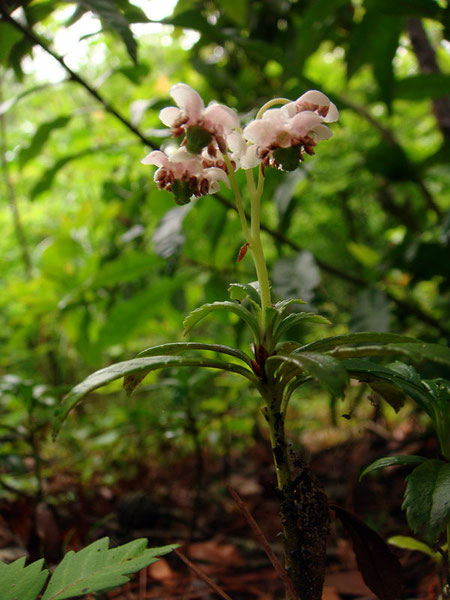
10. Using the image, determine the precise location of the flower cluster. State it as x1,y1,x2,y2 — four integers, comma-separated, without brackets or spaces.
142,85,338,203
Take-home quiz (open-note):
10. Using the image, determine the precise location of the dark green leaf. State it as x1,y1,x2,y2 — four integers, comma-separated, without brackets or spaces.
395,73,450,100
228,282,261,306
267,353,349,398
19,115,71,167
360,455,427,480
274,312,331,340
403,460,450,544
183,301,260,340
297,332,419,354
137,341,253,366
77,0,138,63
53,355,257,437
365,0,443,19
0,23,23,63
0,557,48,600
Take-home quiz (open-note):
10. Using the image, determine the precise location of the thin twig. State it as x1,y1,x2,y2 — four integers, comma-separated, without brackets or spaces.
174,548,234,600
227,485,298,600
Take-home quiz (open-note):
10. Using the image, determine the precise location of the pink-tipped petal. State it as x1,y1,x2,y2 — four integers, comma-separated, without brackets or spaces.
159,106,182,127
170,83,204,121
296,90,330,106
141,150,168,167
290,111,323,137
205,167,230,192
204,103,240,133
310,124,333,141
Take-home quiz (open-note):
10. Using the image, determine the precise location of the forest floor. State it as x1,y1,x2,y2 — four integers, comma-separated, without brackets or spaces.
0,416,442,600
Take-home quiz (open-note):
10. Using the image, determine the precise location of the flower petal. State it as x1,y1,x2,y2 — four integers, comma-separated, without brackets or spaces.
203,103,240,133
141,150,168,167
296,90,331,107
159,106,182,127
323,101,339,123
204,167,230,192
170,83,204,122
290,111,323,137
310,123,333,141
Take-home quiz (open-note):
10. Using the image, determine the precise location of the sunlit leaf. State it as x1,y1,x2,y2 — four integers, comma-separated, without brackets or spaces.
360,455,427,480
0,557,48,600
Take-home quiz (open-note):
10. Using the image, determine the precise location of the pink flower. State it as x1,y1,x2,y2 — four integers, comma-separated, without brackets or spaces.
242,91,338,171
159,83,240,154
142,148,229,204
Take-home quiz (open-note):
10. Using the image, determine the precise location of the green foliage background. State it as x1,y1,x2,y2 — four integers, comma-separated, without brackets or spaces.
0,0,449,489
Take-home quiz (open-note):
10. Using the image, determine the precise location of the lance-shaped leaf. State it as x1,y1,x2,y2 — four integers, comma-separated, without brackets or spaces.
331,504,403,600
273,298,307,312
274,312,331,340
297,332,419,354
183,301,259,340
360,455,427,480
330,342,450,369
228,282,261,305
137,341,253,366
388,536,442,561
402,459,450,545
41,537,176,600
267,353,349,398
0,557,48,600
53,355,258,438
341,358,436,412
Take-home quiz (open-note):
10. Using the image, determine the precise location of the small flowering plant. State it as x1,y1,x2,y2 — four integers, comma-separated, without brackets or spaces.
56,85,450,600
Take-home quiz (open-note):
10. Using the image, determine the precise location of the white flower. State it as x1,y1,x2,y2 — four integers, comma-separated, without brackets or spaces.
142,148,229,203
242,90,338,171
159,83,240,153
227,131,260,170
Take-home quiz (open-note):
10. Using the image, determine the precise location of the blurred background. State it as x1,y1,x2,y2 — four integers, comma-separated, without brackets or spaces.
0,0,449,596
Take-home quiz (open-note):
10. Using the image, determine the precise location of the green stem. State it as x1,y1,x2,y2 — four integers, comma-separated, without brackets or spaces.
256,97,291,119
224,154,251,242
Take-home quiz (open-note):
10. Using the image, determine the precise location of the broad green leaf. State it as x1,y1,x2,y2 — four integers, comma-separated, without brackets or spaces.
388,536,441,561
267,353,349,398
19,115,71,167
183,301,259,340
403,460,450,544
137,341,253,366
395,73,450,100
297,332,419,353
0,557,48,600
77,0,138,62
53,355,257,437
228,282,261,306
360,455,427,480
41,538,176,600
274,312,331,340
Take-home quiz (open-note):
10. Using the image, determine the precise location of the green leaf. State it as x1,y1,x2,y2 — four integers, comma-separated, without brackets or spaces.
403,460,450,544
137,341,252,366
297,332,419,354
183,301,259,340
220,0,248,25
0,557,48,600
267,353,349,398
273,298,307,312
77,0,138,63
365,0,443,19
41,537,176,600
228,282,261,306
360,455,427,480
53,355,257,437
274,312,331,340
395,73,450,100
0,23,23,63
387,536,441,561
19,115,71,167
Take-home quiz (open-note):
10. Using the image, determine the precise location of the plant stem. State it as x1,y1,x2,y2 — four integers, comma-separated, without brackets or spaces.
263,387,329,600
223,154,251,242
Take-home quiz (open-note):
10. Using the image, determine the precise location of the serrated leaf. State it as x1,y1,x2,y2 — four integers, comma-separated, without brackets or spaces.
183,301,259,340
388,536,441,560
274,312,331,340
331,504,403,600
137,341,252,366
403,460,450,545
228,282,261,306
0,556,48,600
19,115,71,167
41,537,176,600
297,332,419,353
53,355,257,436
342,358,435,412
267,352,349,398
360,455,427,480
77,0,138,63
